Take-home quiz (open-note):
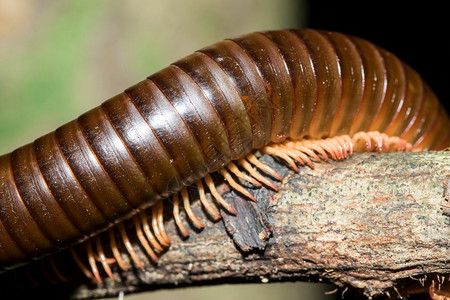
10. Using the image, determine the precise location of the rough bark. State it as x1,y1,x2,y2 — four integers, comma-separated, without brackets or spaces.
5,152,450,299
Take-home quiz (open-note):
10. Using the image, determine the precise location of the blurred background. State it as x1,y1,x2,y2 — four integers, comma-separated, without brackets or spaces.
0,1,447,299
0,0,302,154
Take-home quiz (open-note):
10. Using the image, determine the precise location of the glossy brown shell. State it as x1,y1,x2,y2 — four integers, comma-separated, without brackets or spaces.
0,29,449,271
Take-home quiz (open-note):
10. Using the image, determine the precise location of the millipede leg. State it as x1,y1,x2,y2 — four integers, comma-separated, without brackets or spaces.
352,131,372,152
326,138,345,160
173,193,190,236
291,149,315,168
156,201,171,245
139,211,164,251
238,158,278,191
262,136,351,171
204,174,237,215
283,141,322,163
281,146,310,167
117,223,144,270
226,162,262,187
151,206,170,247
299,144,323,161
280,142,319,168
109,228,128,272
379,133,390,152
256,132,412,175
318,139,339,160
86,240,102,285
336,135,353,157
246,153,282,180
219,168,256,201
352,131,411,152
133,215,159,262
298,141,330,161
196,180,221,220
274,145,306,167
95,235,115,281
370,131,383,152
261,145,298,172
389,136,412,152
70,247,95,281
181,187,205,229
260,132,413,175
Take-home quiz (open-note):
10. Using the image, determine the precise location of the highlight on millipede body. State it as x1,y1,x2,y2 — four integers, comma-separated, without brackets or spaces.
0,29,449,286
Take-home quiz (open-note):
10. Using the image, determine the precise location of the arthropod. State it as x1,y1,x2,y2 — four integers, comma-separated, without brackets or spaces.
0,29,449,285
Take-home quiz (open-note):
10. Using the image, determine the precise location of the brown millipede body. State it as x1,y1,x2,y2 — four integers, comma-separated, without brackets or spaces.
430,280,450,300
0,29,449,287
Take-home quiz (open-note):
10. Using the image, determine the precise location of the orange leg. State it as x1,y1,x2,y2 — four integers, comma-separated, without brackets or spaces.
95,235,115,281
261,132,411,174
133,215,159,262
109,228,128,272
139,211,163,251
246,153,282,180
204,174,237,215
86,240,102,285
227,162,262,187
156,201,171,245
117,223,144,270
352,131,411,152
151,205,170,247
238,158,278,191
181,187,205,229
261,146,298,172
173,193,190,236
70,247,95,282
220,168,256,201
196,180,221,220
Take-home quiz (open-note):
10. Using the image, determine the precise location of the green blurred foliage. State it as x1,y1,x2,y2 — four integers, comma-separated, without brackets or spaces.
0,0,304,153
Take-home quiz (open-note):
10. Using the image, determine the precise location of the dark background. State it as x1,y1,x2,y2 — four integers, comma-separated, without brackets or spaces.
303,1,450,113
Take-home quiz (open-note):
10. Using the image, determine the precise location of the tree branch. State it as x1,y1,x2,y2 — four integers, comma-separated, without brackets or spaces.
6,152,450,299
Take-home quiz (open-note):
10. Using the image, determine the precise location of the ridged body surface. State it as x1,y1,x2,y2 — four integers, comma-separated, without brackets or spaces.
0,29,449,271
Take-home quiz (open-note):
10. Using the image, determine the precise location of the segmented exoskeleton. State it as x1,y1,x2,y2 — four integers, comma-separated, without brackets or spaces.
0,29,449,283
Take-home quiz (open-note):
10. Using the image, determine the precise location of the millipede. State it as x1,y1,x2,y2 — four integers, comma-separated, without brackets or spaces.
0,29,449,292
